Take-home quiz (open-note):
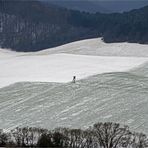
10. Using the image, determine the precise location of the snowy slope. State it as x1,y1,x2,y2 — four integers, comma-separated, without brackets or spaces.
37,38,148,57
1,38,148,132
0,53,147,88
1,71,148,133
1,38,148,88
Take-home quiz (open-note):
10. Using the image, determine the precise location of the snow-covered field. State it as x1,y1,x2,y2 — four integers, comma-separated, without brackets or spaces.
0,53,147,88
1,38,148,88
1,38,148,132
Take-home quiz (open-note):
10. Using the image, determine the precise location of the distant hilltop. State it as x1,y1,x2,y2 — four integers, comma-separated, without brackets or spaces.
43,0,148,13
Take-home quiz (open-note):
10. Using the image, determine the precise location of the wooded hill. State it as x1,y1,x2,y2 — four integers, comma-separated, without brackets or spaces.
0,0,148,51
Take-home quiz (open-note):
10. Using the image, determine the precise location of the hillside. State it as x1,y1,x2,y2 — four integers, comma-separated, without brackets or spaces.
1,70,148,133
0,38,148,132
1,38,148,88
0,0,98,51
46,0,148,13
37,38,148,57
43,0,110,13
0,0,148,51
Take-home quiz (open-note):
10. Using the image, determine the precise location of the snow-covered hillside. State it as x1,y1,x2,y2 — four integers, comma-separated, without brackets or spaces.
1,71,148,133
1,38,148,132
0,53,147,88
37,38,148,57
1,38,148,88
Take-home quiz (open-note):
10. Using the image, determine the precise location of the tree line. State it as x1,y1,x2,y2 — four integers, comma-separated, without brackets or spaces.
0,0,148,52
0,0,97,52
0,122,148,147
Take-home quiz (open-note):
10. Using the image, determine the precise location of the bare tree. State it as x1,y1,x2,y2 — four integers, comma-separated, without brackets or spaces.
129,132,148,148
0,129,8,147
11,127,47,147
93,122,130,148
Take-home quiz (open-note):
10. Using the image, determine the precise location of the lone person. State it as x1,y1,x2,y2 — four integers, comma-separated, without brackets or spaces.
72,76,76,83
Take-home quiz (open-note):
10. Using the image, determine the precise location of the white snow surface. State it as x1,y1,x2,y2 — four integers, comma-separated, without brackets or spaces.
0,52,148,88
1,38,148,131
1,38,148,88
37,38,148,57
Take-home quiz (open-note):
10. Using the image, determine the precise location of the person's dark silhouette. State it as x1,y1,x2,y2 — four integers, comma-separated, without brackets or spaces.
72,76,76,83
